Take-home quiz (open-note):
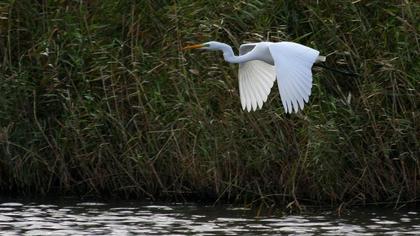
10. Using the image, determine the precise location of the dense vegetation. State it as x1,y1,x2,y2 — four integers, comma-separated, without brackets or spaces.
0,0,418,208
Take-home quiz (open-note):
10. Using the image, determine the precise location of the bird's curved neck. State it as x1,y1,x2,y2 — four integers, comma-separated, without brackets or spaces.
218,43,249,64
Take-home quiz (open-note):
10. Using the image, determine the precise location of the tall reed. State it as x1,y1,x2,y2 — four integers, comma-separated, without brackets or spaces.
0,0,418,207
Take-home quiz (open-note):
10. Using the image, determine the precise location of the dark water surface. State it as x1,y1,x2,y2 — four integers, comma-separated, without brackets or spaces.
0,200,419,235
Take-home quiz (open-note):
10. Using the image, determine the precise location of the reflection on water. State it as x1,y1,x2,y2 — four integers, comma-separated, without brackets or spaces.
0,200,419,235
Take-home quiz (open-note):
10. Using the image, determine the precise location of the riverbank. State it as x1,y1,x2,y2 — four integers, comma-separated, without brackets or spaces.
0,1,418,207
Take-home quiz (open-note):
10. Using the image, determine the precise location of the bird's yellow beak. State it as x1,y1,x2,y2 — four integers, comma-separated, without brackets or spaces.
182,44,205,50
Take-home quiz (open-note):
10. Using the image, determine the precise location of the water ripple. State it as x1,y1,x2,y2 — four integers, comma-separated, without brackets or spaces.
0,201,418,235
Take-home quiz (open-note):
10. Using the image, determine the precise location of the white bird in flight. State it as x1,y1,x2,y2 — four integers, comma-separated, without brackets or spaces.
183,41,326,113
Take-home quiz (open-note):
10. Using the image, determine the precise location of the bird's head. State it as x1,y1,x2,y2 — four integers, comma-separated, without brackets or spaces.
182,41,225,51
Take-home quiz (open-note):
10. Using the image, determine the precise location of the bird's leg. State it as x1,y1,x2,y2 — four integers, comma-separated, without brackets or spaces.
313,58,360,77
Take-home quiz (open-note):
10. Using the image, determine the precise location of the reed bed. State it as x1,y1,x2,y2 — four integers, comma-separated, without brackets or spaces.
0,0,418,207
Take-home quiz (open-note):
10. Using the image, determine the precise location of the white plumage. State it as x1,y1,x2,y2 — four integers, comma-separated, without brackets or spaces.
183,41,324,113
238,60,276,111
268,42,319,113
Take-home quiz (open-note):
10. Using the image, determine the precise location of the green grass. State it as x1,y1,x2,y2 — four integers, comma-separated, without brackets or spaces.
0,0,419,208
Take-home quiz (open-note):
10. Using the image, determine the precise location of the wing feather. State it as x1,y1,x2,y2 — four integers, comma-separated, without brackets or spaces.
287,68,306,110
259,68,275,92
244,69,256,111
291,67,312,105
268,42,319,113
246,69,258,111
284,67,299,112
239,70,246,110
238,60,276,112
253,65,270,107
241,68,251,111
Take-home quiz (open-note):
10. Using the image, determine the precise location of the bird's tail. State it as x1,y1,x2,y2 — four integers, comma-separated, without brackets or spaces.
316,56,326,63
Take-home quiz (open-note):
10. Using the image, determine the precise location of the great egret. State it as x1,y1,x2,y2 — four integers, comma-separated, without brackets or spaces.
183,41,326,113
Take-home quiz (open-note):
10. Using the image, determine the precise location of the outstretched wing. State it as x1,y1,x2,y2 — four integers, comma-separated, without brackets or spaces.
268,42,319,113
238,43,276,111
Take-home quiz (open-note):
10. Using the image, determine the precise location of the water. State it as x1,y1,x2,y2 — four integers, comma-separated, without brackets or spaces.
0,200,420,235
